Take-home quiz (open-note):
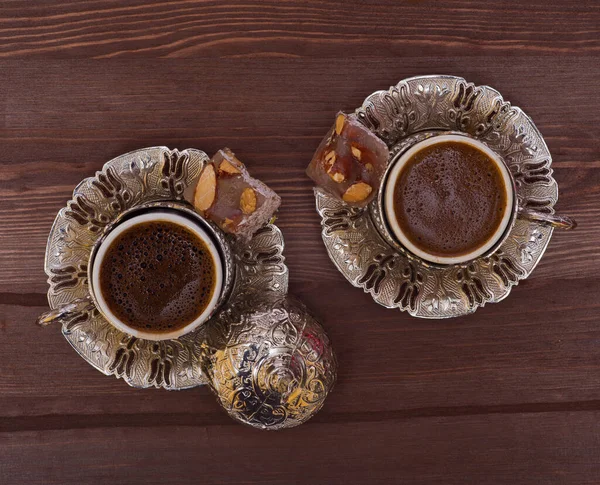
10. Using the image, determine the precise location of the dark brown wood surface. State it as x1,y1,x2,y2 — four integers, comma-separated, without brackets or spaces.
1,1,599,484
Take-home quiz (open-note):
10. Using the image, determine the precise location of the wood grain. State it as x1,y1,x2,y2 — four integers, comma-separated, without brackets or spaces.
0,0,598,58
1,2,600,484
4,413,600,485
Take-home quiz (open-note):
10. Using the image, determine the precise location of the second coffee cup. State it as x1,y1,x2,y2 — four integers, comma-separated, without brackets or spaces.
384,134,515,265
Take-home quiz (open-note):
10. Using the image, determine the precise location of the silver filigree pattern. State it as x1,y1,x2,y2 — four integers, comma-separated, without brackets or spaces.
44,147,289,389
316,76,557,318
202,296,337,430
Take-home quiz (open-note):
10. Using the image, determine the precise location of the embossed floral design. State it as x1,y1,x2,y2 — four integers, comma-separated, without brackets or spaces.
456,263,492,307
203,297,336,430
511,157,553,186
108,335,138,380
320,204,365,235
148,341,177,388
414,83,449,119
55,224,94,262
485,250,525,287
174,343,201,380
422,293,461,313
358,252,395,294
415,83,448,104
160,150,188,199
65,195,110,232
447,81,482,131
121,154,157,193
474,98,515,140
301,329,325,363
518,228,545,263
239,247,281,271
356,82,416,145
49,263,88,291
177,358,198,380
422,275,461,314
270,313,299,347
333,236,373,272
62,305,98,335
76,324,110,359
508,125,538,156
519,197,554,213
92,166,134,213
393,260,424,311
232,225,288,296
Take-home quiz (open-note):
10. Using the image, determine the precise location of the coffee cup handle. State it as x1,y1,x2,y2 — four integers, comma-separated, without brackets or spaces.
36,296,94,327
517,207,577,231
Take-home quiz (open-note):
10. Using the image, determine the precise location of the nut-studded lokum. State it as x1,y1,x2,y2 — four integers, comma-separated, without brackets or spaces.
194,148,281,240
306,112,389,207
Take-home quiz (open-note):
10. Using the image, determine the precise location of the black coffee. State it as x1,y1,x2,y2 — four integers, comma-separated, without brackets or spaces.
392,141,508,257
99,221,216,333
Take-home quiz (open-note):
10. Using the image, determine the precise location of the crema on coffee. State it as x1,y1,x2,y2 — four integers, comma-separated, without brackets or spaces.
392,140,508,258
99,221,216,333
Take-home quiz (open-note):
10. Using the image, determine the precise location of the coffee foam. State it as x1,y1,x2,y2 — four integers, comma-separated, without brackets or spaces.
393,142,507,256
99,221,215,333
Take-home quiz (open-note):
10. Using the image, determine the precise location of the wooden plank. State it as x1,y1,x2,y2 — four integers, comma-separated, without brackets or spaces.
0,0,597,58
3,412,600,484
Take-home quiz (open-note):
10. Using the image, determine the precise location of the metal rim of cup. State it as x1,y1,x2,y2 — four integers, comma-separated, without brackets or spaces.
87,205,226,341
382,133,518,266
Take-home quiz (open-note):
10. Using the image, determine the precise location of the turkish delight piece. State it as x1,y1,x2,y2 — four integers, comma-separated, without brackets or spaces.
306,112,389,207
193,148,281,240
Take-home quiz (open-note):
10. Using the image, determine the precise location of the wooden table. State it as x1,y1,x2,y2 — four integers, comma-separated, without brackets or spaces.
1,1,598,484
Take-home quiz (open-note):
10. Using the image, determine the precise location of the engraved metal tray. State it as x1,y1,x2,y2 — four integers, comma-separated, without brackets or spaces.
45,147,288,389
315,75,558,318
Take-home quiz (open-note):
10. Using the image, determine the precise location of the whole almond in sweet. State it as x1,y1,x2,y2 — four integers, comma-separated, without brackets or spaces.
335,113,345,135
351,146,362,160
324,150,344,182
219,159,241,175
324,150,337,170
240,188,257,215
329,171,345,183
194,163,217,212
342,181,372,203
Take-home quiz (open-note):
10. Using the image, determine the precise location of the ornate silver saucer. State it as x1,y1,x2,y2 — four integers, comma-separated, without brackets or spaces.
41,147,289,390
315,75,571,318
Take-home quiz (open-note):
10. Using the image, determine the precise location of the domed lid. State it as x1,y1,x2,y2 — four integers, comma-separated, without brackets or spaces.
202,295,337,430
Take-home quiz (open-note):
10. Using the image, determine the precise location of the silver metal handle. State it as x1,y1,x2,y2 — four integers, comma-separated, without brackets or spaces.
517,207,577,231
36,296,94,327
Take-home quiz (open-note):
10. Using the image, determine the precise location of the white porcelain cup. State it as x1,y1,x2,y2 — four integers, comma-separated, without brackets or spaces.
90,210,223,340
383,134,515,266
